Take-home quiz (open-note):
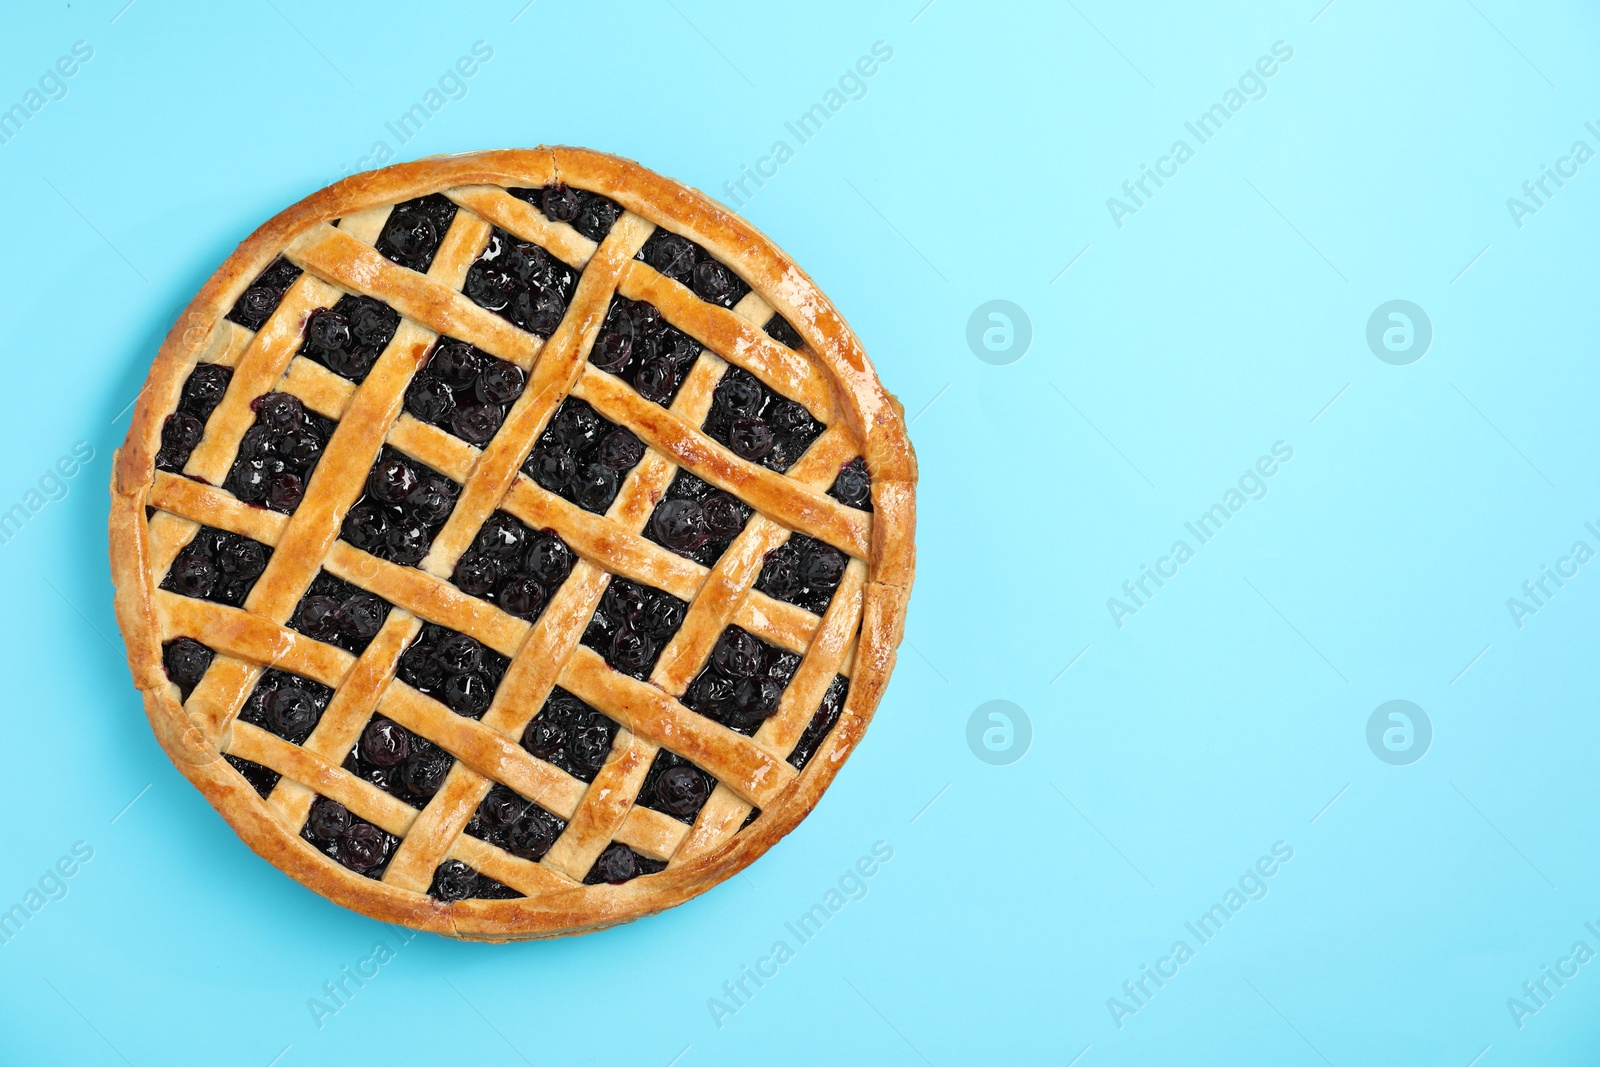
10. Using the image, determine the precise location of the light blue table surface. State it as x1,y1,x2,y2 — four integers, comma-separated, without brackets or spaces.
3,1,1598,1063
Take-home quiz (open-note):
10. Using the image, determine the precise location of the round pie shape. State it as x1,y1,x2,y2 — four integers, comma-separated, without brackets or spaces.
108,147,916,940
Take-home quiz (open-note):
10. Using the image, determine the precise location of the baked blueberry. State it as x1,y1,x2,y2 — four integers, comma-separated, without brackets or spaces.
361,717,410,767
764,312,805,349
160,527,273,607
682,625,799,735
395,623,509,721
703,367,824,473
788,675,849,770
584,843,665,885
756,534,849,615
341,448,459,567
638,751,713,822
519,688,618,782
430,859,479,902
239,668,332,744
523,397,642,514
642,470,751,566
464,226,580,337
226,256,302,330
829,457,872,511
305,797,349,842
587,295,700,408
376,194,457,272
335,821,391,873
225,755,281,799
162,637,215,699
223,393,335,514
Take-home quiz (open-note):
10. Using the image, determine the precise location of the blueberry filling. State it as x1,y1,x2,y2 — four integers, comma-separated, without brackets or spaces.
289,572,392,655
224,392,336,513
681,626,801,736
160,526,273,608
589,295,703,409
828,457,873,512
396,623,510,720
225,755,281,799
520,687,619,782
297,295,400,384
450,510,574,620
404,337,526,446
341,715,456,806
463,783,566,862
581,578,688,680
340,446,461,567
376,193,458,273
156,363,233,473
238,668,333,745
703,367,824,472
507,183,622,242
764,313,804,350
521,397,645,514
787,675,848,770
754,534,848,615
636,229,750,310
635,750,714,824
162,637,215,700
463,227,581,338
301,796,398,878
226,256,303,331
429,858,524,901
642,470,752,567
584,842,666,885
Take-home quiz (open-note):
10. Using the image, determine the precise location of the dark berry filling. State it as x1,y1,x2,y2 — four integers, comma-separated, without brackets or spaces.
340,446,460,567
404,337,526,446
581,578,688,680
507,183,622,242
704,367,824,472
642,470,751,567
463,783,566,862
754,534,848,615
289,572,392,655
450,510,573,620
301,796,398,878
764,312,804,349
636,229,750,310
828,456,873,512
376,193,458,273
463,227,581,338
788,675,848,770
636,750,714,824
225,755,281,799
739,807,760,830
225,256,302,330
522,397,644,514
297,295,400,384
429,858,524,901
589,295,703,409
584,842,666,885
520,687,619,782
396,623,510,720
681,626,801,736
156,363,233,473
238,668,333,745
223,392,336,514
341,714,456,805
159,526,273,608
162,637,215,700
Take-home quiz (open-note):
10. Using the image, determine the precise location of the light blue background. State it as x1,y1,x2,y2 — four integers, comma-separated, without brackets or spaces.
2,1,1598,1063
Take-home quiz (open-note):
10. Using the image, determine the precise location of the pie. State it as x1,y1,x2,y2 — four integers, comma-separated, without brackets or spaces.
108,147,916,940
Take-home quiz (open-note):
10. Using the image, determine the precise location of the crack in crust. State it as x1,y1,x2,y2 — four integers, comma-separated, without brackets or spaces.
109,147,916,941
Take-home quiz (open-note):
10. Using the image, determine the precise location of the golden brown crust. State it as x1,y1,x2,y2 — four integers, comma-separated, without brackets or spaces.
108,147,915,940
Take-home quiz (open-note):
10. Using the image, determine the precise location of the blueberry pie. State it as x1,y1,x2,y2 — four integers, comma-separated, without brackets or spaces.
109,148,915,940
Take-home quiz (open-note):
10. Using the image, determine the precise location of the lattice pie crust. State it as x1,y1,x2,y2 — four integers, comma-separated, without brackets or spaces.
108,148,915,940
